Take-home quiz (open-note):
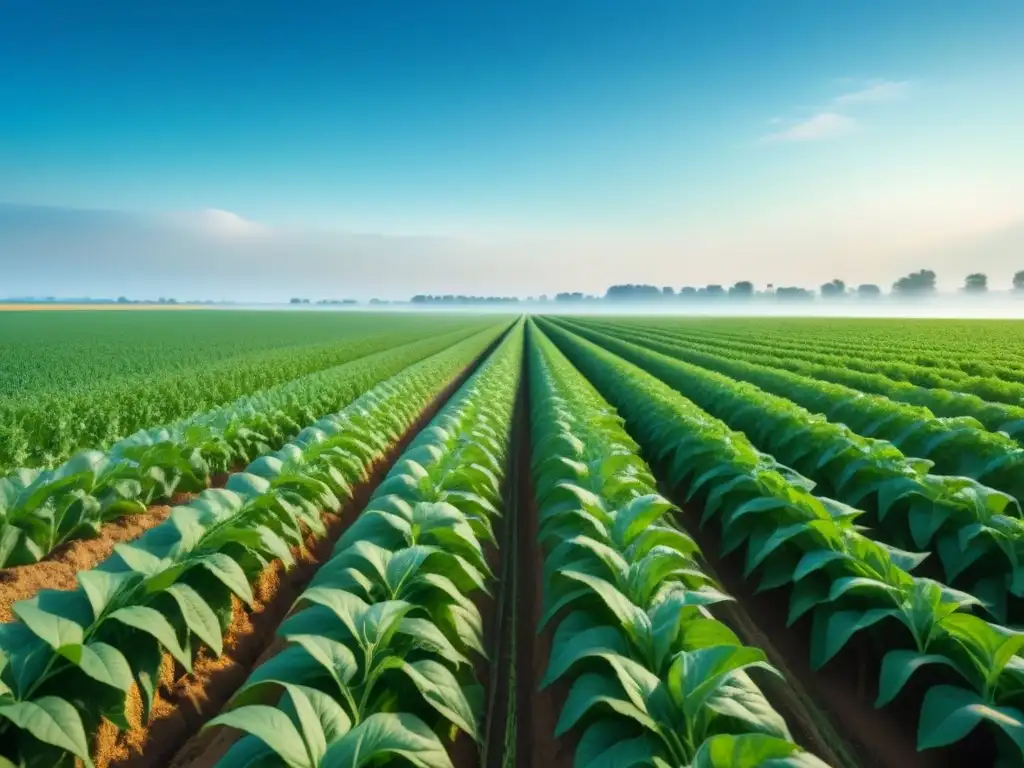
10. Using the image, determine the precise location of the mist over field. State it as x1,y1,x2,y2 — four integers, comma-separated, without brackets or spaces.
2,202,1024,309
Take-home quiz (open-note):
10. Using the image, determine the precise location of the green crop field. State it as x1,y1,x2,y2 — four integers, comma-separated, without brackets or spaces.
2,310,1024,768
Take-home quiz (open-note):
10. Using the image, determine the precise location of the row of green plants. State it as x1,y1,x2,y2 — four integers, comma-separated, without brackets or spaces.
527,322,829,768
0,314,493,471
617,317,1024,385
552,320,1024,621
559,319,1024,503
0,325,502,570
199,325,524,767
579,319,1024,435
643,321,1024,393
540,319,1024,764
0,326,504,767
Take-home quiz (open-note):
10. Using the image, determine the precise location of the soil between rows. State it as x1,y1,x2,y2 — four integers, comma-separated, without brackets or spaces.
123,336,507,768
514,351,575,768
0,475,242,622
665,484,988,768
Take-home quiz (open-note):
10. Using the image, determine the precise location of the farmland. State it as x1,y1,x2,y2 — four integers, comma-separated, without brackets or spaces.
2,310,1024,767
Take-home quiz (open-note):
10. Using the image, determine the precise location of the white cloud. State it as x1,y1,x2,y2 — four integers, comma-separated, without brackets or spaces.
832,80,911,107
160,208,270,237
762,112,857,143
195,208,269,237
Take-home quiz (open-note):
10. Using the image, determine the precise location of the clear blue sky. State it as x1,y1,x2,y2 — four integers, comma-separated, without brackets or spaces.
1,1,1022,299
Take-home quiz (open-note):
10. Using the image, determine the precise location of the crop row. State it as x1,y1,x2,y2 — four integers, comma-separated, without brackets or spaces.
632,320,1024,391
552,320,1024,621
527,322,829,767
625,317,1024,378
539,319,1024,763
198,324,523,767
0,325,504,569
0,314,494,471
579,319,1024,431
560,318,1024,503
0,325,504,767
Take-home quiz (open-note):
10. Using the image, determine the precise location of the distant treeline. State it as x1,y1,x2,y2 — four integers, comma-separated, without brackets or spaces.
410,294,520,304
558,269,1024,303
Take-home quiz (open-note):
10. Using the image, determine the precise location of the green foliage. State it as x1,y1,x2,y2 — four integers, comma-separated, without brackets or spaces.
201,325,523,767
539,318,1024,763
559,318,1024,504
0,326,507,767
0,312,499,470
0,324,506,567
552,319,1024,621
526,323,827,767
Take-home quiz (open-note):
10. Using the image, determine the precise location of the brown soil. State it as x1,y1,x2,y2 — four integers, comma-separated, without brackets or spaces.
103,334,507,768
514,353,573,768
668,490,963,768
0,505,175,622
475,351,527,768
0,472,237,622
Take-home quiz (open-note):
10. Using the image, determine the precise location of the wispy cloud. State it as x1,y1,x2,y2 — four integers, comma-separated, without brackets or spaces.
762,112,857,143
832,79,911,107
160,208,270,237
763,78,911,145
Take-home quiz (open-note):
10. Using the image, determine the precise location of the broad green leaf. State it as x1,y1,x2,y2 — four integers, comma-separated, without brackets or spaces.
198,552,255,606
320,712,454,768
167,582,224,656
554,672,656,737
543,624,629,688
109,605,193,671
59,641,133,692
876,651,961,708
919,685,1024,756
206,705,311,768
12,594,88,652
692,733,829,768
811,607,899,670
284,635,359,692
668,645,776,718
400,659,480,741
0,697,95,768
575,719,660,768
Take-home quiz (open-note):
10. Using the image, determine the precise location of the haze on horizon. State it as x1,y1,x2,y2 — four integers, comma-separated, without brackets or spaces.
1,1,1023,302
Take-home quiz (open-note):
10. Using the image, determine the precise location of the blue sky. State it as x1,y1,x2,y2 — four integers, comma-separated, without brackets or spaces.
1,1,1023,299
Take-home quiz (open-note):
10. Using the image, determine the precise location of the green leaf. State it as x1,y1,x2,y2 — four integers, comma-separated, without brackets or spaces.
554,672,656,737
610,495,675,546
575,720,660,767
792,549,849,582
811,607,898,670
876,650,961,708
12,595,87,652
919,685,1024,756
78,570,134,619
167,583,224,657
400,659,480,742
542,624,629,688
692,733,829,768
59,641,133,692
668,645,776,719
109,605,193,671
279,683,330,766
206,705,311,768
284,635,359,692
0,697,95,768
198,552,255,606
320,712,454,768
